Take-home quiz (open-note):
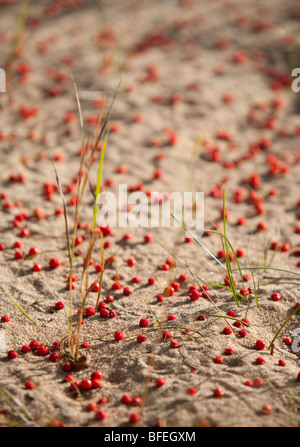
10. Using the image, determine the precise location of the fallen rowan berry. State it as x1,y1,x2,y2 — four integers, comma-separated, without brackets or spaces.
214,356,223,364
256,356,265,365
271,292,281,302
163,286,175,297
223,326,232,335
239,328,247,338
36,345,49,356
129,413,140,423
32,263,42,272
253,377,264,388
224,347,234,355
95,410,106,421
186,387,197,395
79,379,92,392
137,334,147,343
21,345,31,353
121,395,132,404
213,388,224,398
87,402,98,412
55,301,64,310
14,250,24,259
86,307,95,317
49,257,61,269
139,318,149,327
262,405,272,415
49,352,60,362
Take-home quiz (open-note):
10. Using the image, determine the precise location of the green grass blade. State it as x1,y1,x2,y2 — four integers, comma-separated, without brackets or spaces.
268,304,300,350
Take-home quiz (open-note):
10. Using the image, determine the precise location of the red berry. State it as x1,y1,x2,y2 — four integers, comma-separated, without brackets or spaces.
131,276,140,284
28,247,39,256
156,378,166,388
213,388,224,398
25,380,36,390
271,292,281,302
224,347,234,355
253,377,264,388
129,413,140,423
14,250,24,260
114,331,124,341
283,337,292,346
127,257,136,266
29,340,39,350
55,301,64,310
139,318,149,327
223,326,232,335
36,345,49,356
100,308,109,318
95,410,106,421
79,379,92,392
49,257,61,269
144,234,152,243
87,402,98,412
32,263,42,272
170,340,179,348
91,371,102,381
214,356,223,364
132,396,142,406
239,328,247,338
8,350,18,359
121,395,132,404
179,274,188,281
49,352,60,362
137,334,146,343
123,286,132,296
262,405,272,415
86,307,95,317
186,387,197,395
256,356,265,365
21,345,31,353
92,379,101,389
163,286,175,297
91,283,99,293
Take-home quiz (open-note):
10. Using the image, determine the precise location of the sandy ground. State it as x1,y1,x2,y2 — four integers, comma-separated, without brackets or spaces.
0,0,300,428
